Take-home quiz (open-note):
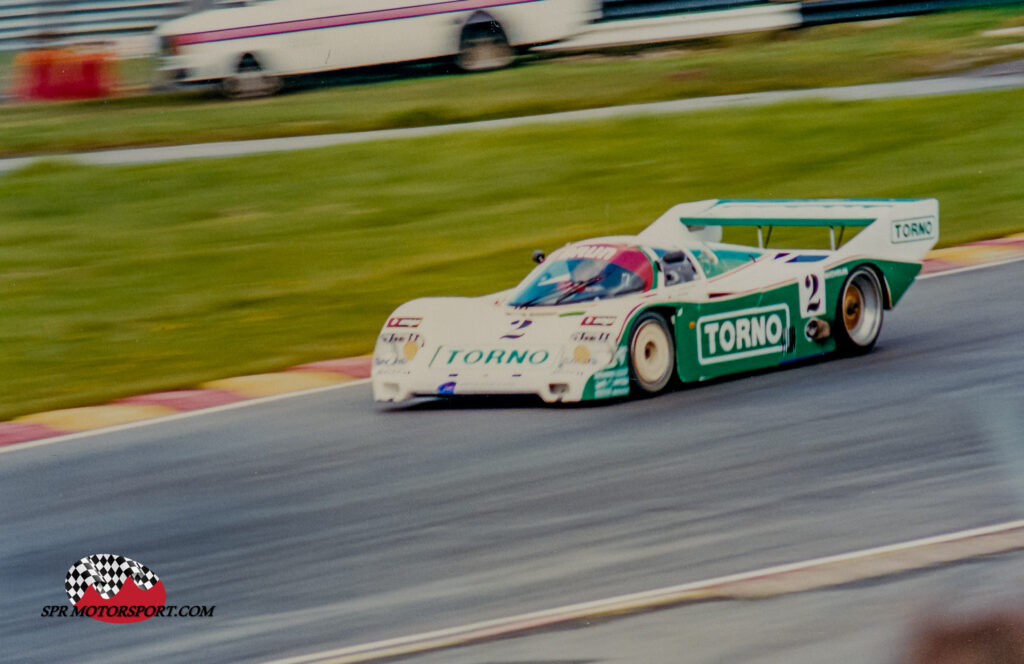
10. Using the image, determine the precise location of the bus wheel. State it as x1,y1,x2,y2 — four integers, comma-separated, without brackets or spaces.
457,15,514,72
221,53,281,99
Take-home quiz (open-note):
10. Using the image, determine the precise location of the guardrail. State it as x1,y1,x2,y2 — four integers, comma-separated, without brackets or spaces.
542,3,801,50
800,0,1023,26
600,0,763,21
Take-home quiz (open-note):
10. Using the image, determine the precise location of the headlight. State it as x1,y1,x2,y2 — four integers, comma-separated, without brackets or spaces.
564,342,615,368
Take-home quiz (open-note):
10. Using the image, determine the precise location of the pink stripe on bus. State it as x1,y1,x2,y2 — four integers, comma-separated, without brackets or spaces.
175,0,539,46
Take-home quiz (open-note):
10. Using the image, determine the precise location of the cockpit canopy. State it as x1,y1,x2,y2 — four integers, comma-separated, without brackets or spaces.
508,244,654,307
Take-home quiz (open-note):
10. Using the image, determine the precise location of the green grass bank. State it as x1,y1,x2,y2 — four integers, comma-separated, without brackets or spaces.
1,90,1023,419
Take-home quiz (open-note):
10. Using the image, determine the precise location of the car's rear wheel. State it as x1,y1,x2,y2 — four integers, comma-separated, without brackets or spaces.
834,267,884,355
629,312,675,394
457,15,514,72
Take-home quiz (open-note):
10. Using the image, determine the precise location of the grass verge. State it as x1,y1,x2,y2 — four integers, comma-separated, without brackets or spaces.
1,90,1023,419
1,8,1023,157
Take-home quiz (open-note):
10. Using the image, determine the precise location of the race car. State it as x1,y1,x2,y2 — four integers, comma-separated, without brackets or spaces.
372,198,939,403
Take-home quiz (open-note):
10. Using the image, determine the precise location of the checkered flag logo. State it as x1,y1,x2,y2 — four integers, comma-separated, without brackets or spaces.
65,554,160,605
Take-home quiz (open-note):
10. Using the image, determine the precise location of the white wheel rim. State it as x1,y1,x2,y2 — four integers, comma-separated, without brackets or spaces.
632,321,671,386
844,272,882,346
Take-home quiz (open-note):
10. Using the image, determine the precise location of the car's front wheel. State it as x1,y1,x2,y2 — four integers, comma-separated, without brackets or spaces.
834,267,884,355
629,312,675,394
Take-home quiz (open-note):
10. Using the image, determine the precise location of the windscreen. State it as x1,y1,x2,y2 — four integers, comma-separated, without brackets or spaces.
508,245,653,307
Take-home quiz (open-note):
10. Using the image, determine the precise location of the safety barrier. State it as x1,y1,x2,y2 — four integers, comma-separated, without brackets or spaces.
11,48,117,99
600,0,762,21
800,0,1023,26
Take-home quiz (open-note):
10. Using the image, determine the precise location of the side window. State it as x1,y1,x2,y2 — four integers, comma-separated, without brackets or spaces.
692,249,725,278
692,248,759,278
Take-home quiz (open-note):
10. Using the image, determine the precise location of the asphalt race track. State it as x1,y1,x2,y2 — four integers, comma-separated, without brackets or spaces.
2,262,1022,663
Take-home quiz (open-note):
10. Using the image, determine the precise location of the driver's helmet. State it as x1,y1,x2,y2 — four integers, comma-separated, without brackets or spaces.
664,258,696,285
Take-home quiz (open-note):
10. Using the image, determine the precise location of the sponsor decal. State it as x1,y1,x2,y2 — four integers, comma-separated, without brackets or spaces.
697,305,790,366
431,347,551,367
379,332,421,344
825,267,849,279
500,319,532,339
581,315,616,326
591,366,630,399
41,554,214,622
437,381,456,395
387,316,422,328
375,332,423,366
174,0,545,46
891,217,937,244
552,244,618,262
571,330,612,343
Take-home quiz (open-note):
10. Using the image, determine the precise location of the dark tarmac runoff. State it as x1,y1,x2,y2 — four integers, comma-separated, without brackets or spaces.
1,261,1021,663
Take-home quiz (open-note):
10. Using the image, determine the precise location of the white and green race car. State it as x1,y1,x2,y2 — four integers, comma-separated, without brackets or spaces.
372,198,938,403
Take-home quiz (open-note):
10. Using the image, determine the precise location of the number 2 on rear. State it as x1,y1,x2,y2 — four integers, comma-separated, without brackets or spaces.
799,268,826,318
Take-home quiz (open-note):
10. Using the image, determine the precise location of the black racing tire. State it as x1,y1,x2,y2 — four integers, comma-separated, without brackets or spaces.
456,18,514,72
834,267,884,355
628,311,675,394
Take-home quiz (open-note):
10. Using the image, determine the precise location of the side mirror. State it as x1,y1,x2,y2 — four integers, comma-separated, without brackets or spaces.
532,250,546,264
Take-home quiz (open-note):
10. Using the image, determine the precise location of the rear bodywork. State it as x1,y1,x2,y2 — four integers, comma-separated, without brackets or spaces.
372,198,939,403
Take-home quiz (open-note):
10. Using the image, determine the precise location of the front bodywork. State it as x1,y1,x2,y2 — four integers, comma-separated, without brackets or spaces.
373,198,939,403
372,294,643,403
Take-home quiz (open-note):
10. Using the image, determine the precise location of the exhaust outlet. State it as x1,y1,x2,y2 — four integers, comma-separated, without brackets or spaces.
805,318,831,341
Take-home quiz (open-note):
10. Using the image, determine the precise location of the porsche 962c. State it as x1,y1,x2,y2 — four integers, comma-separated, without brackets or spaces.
373,198,939,403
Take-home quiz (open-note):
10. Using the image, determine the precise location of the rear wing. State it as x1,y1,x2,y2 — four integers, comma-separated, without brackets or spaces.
639,199,939,261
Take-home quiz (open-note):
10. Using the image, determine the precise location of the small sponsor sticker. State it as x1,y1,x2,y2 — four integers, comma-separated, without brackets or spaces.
581,316,616,326
551,244,618,262
591,366,630,399
571,331,612,343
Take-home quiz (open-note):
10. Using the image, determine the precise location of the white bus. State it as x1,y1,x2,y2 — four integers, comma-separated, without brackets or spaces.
155,0,596,97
